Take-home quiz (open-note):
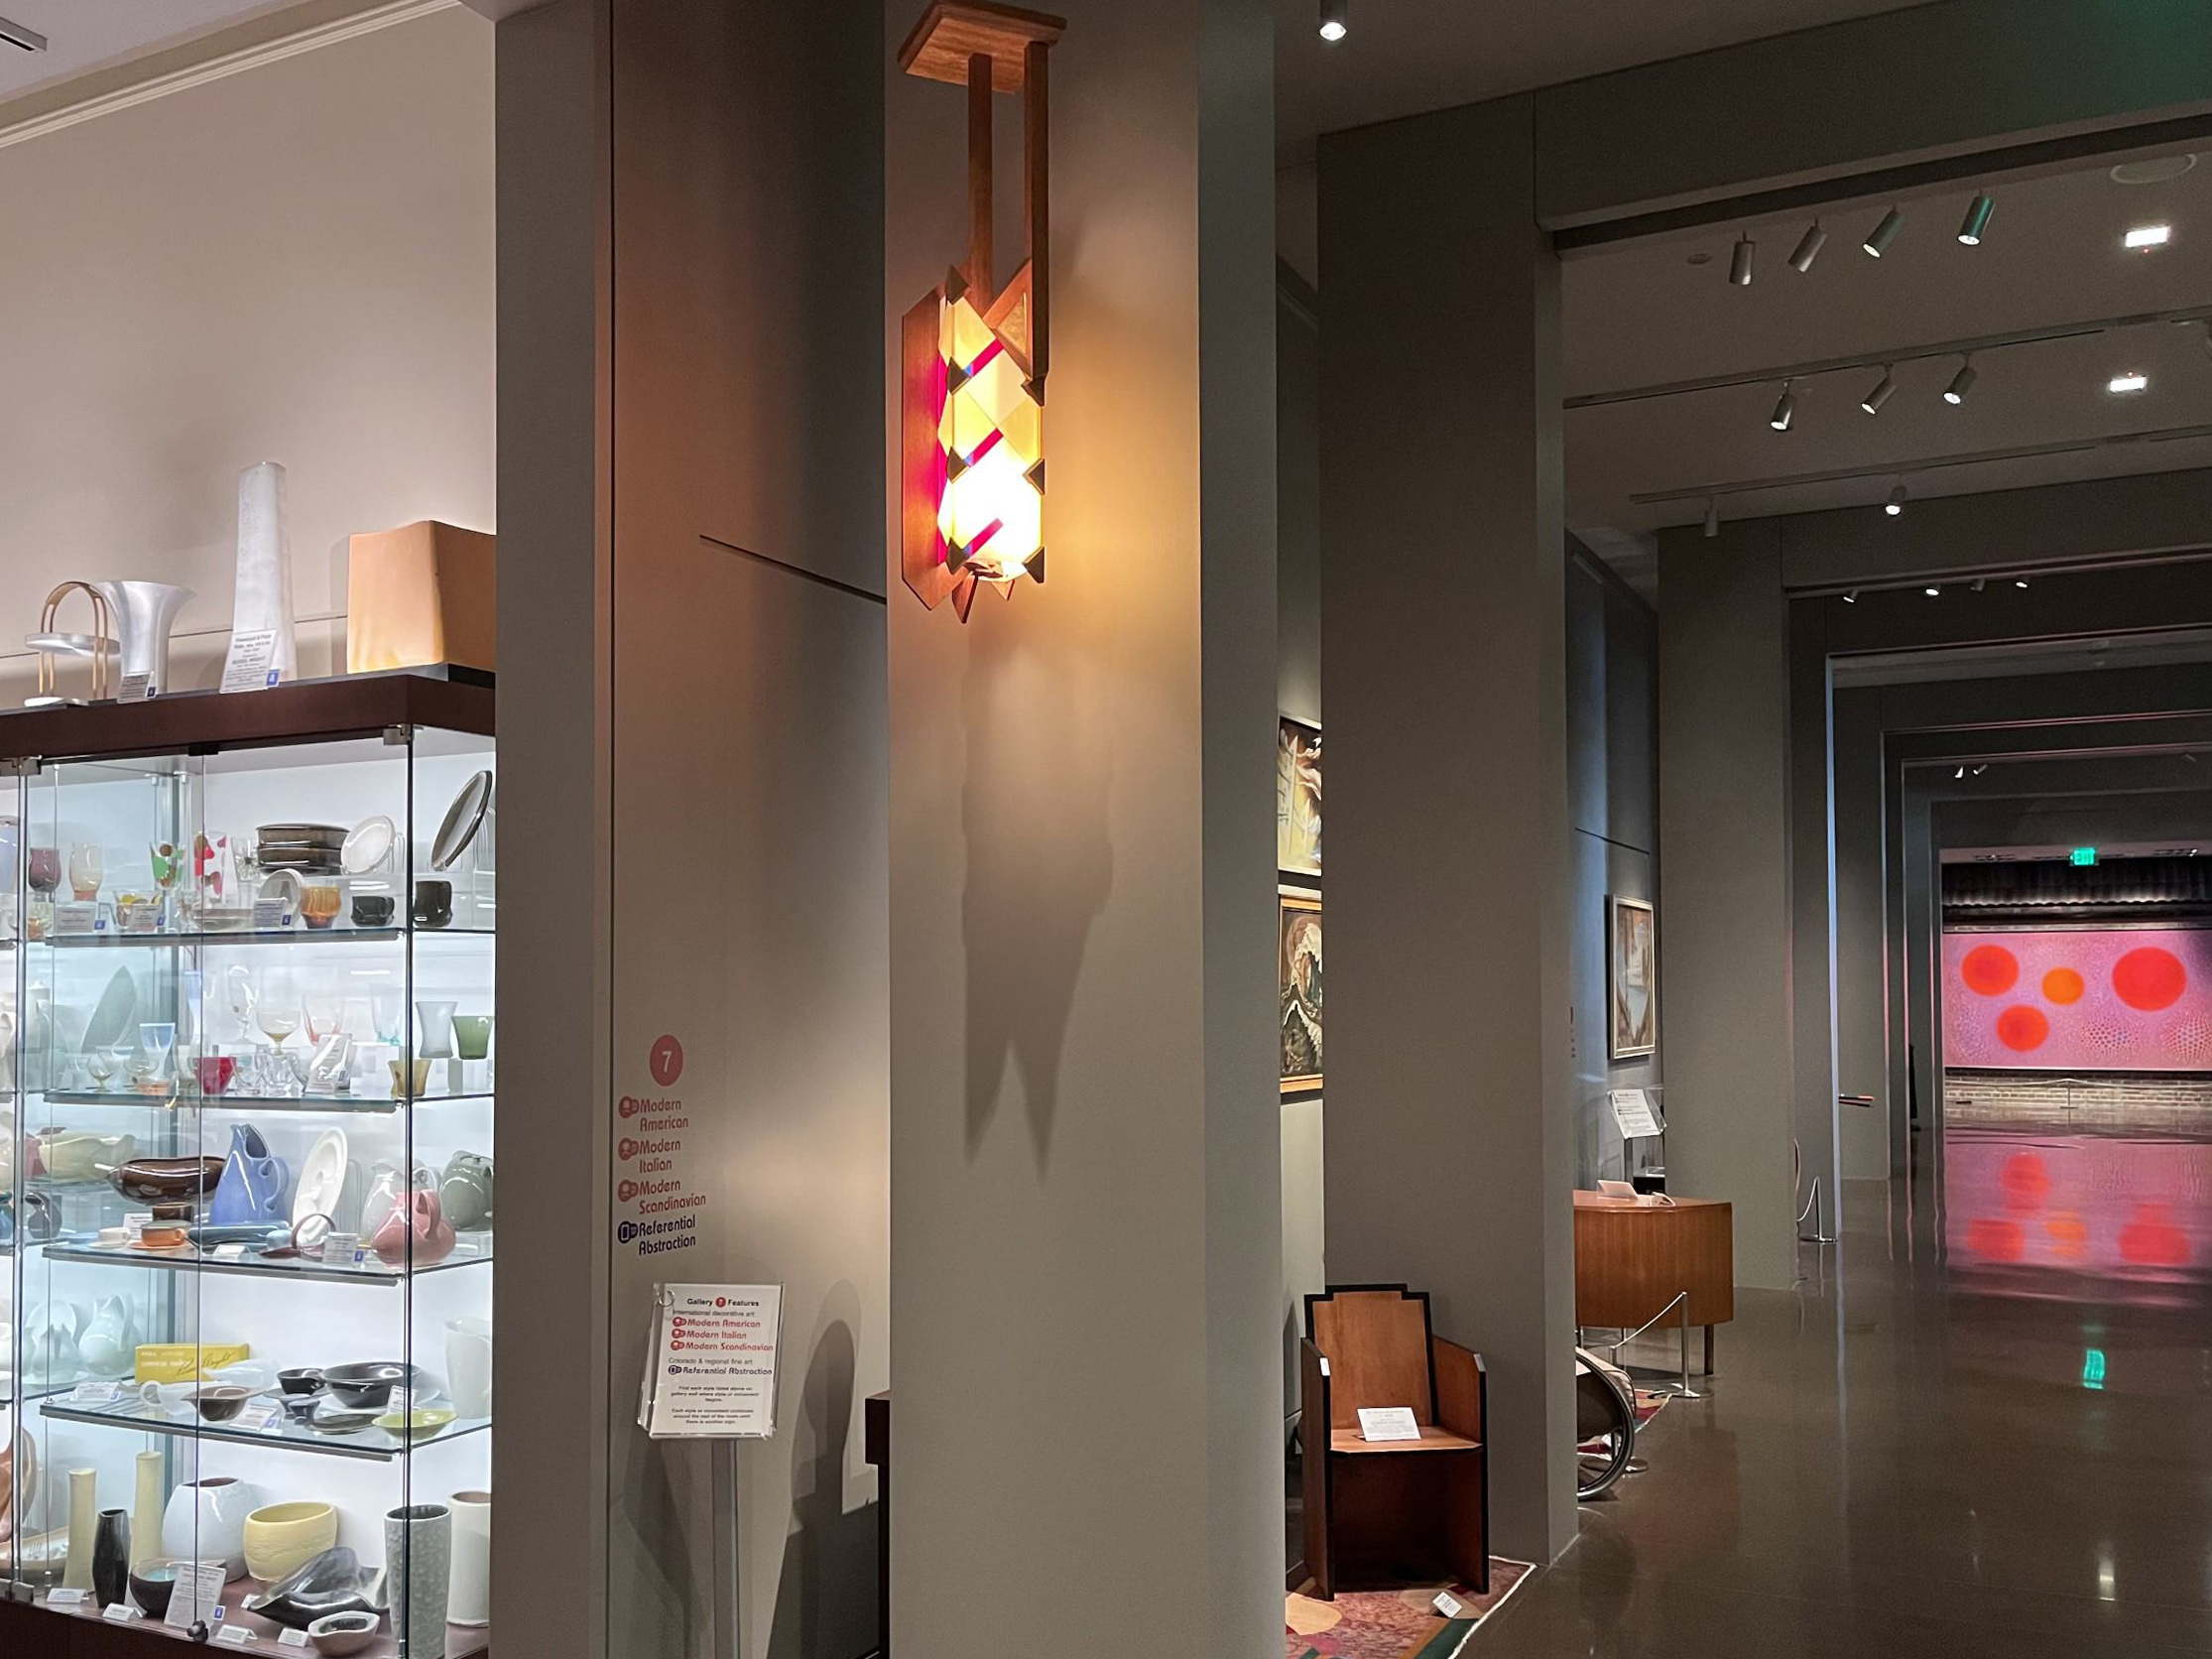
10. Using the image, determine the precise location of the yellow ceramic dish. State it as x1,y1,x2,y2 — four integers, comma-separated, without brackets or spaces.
243,1500,339,1582
374,1407,456,1441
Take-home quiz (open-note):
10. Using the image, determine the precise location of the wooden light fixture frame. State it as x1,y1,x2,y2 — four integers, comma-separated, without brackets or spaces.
898,0,1064,621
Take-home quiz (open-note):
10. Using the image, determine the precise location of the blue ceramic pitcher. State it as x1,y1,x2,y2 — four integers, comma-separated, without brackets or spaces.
209,1123,289,1224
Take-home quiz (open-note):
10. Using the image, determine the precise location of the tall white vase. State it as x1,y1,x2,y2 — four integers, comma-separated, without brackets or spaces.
446,1490,490,1627
130,1452,166,1571
224,460,297,684
444,1318,492,1419
62,1468,97,1591
162,1475,261,1581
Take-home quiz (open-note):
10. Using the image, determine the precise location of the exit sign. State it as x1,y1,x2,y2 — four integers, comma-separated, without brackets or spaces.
2070,847,2098,866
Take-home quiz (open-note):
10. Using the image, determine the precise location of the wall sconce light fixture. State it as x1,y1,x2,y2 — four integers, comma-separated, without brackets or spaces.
899,1,1064,622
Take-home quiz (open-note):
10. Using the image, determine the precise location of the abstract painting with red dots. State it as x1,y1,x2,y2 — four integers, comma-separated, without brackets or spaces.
1942,929,2212,1072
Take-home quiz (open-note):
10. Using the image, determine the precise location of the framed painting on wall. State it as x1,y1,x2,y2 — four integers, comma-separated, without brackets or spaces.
1277,717,1321,880
1280,888,1323,1092
1608,896,1657,1060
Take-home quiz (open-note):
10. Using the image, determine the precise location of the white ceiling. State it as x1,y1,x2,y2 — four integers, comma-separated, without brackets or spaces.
0,1,300,101
1274,0,1927,161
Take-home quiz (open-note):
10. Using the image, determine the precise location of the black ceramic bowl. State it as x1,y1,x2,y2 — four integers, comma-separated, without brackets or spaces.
128,1563,181,1619
279,1366,326,1397
351,894,397,928
321,1361,419,1410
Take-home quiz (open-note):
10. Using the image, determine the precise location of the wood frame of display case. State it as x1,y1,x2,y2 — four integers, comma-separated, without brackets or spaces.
1,669,496,1655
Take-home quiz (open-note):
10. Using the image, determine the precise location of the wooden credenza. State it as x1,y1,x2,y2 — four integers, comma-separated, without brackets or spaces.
1572,1192,1734,1372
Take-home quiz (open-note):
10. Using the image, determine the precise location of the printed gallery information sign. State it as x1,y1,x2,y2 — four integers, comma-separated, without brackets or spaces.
639,1283,784,1440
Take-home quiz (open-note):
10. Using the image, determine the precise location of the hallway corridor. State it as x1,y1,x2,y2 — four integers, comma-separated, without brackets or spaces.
1491,1158,2212,1656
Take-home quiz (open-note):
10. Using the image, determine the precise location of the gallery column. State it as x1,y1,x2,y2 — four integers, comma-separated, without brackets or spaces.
1316,95,1579,1562
883,0,1284,1653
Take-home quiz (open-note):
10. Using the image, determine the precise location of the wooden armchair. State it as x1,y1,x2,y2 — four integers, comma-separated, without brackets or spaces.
1299,1284,1489,1599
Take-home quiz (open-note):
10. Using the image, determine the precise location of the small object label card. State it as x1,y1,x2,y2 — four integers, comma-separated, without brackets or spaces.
1357,1406,1422,1443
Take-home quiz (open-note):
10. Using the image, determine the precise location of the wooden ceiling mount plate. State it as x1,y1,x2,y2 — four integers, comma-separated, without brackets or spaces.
899,1,1064,91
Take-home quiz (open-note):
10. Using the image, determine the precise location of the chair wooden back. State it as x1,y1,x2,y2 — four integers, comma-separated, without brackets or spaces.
1305,1285,1436,1430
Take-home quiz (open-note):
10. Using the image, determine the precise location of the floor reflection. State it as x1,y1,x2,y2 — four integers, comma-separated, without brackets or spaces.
1943,1125,2212,1304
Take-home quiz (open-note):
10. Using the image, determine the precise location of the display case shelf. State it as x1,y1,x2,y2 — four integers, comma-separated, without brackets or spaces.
41,1236,493,1284
18,1582,493,1658
41,1088,494,1114
39,1397,490,1464
37,927,496,949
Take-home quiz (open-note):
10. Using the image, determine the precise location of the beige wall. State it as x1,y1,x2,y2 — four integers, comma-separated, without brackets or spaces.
0,4,494,698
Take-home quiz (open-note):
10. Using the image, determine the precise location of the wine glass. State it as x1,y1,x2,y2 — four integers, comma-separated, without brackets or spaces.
305,977,344,1045
83,1045,121,1093
149,841,183,927
136,1023,178,1093
256,969,304,1096
225,963,258,1043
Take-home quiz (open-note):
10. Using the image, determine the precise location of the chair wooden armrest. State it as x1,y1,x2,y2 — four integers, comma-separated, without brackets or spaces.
1431,1336,1485,1444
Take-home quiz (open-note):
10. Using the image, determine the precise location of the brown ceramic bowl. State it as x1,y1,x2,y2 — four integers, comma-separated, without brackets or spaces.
108,1157,224,1206
187,1386,252,1423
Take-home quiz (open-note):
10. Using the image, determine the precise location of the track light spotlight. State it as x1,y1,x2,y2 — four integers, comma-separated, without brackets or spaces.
1943,359,1977,405
1729,235,1755,287
1924,585,1941,597
1770,381,1796,432
1863,205,1905,257
1955,767,1967,780
1957,193,1995,245
1843,590,1859,603
1885,483,1907,516
2015,578,2029,589
1787,220,1828,273
1861,367,1898,415
1703,497,1720,538
1318,0,1347,41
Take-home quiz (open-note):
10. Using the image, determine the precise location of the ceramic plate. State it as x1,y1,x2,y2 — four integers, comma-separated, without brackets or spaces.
340,816,396,876
430,771,493,871
80,965,140,1052
294,1129,350,1227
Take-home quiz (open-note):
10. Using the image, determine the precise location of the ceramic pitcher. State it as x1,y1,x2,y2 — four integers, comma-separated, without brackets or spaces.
209,1122,289,1224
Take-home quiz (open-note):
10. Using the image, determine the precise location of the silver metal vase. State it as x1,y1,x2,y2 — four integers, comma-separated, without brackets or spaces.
97,581,194,695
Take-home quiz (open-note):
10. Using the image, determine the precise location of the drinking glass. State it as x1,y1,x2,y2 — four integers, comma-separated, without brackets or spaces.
371,989,405,1044
256,970,304,1096
225,963,258,1042
27,846,61,896
67,844,103,901
416,1000,457,1060
305,978,344,1045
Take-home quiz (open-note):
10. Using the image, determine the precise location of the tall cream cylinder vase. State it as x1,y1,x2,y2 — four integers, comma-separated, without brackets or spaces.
130,1451,165,1570
447,1490,491,1627
62,1468,97,1590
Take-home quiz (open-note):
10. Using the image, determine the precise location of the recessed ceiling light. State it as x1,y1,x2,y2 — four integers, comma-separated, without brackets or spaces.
2125,224,2171,249
1686,250,1712,266
2109,372,2149,393
2111,156,2196,186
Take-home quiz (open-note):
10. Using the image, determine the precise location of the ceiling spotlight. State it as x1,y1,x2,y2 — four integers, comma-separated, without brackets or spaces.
1729,235,1755,287
1885,483,1907,516
1703,497,1720,538
1843,590,1859,603
1861,366,1899,415
1770,381,1796,432
1943,358,1977,405
1318,0,1348,42
1787,220,1828,273
1924,585,1941,597
1972,765,1988,776
2109,371,2149,394
1957,194,1995,245
2015,578,2029,589
1954,766,1968,780
1863,205,1905,257
2124,223,2171,249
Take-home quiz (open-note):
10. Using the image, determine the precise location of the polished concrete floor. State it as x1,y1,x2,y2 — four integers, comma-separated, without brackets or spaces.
1489,1155,2212,1656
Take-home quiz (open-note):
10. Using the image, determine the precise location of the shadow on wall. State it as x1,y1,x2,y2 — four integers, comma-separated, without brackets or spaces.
768,1299,875,1659
960,624,1114,1168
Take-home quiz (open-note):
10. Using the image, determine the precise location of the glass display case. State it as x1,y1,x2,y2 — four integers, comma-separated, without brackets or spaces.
2,675,493,1655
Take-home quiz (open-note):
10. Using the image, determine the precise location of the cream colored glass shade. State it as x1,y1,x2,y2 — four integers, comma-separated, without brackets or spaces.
934,295,1044,585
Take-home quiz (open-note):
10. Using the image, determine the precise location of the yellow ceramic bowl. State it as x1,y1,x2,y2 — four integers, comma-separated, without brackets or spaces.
243,1501,339,1583
374,1407,456,1442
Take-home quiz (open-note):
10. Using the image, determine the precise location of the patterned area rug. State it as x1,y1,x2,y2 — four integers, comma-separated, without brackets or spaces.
1285,1560,1534,1659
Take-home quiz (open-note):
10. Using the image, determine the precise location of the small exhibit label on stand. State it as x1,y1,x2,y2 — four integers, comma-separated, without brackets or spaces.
219,629,280,694
1356,1406,1421,1443
1432,1592,1465,1618
118,671,155,702
167,1562,228,1630
104,1601,144,1623
1608,1087,1662,1140
46,1589,86,1608
67,1380,120,1406
234,1402,283,1432
639,1283,783,1439
215,1621,256,1645
320,1232,360,1265
278,1625,311,1647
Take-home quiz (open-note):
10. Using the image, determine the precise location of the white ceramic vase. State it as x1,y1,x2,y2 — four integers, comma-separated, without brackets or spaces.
62,1468,98,1591
162,1475,261,1581
446,1490,490,1627
385,1503,451,1659
130,1451,166,1571
224,460,297,684
444,1318,492,1420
